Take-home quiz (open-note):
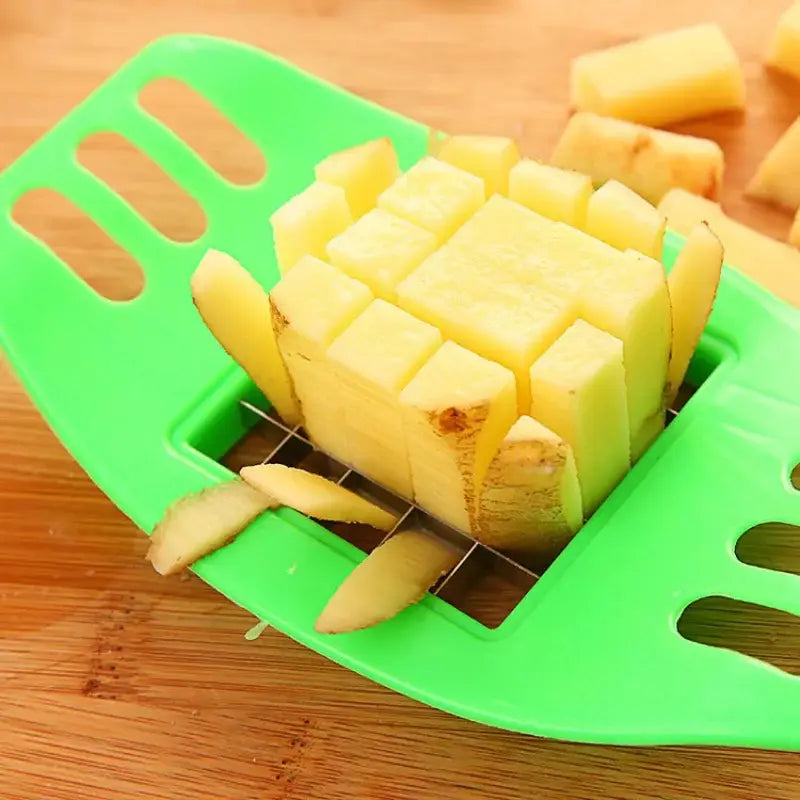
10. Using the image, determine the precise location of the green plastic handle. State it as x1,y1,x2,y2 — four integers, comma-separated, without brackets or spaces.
1,35,799,749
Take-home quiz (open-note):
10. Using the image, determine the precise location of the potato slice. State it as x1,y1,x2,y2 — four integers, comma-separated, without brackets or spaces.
665,224,723,406
630,410,665,463
315,530,461,634
240,464,398,531
585,180,665,260
315,137,400,219
191,250,301,427
147,479,276,576
551,112,723,204
475,416,582,554
570,24,745,126
435,134,521,196
746,116,800,212
378,156,485,244
530,320,630,515
270,182,353,273
765,3,800,81
658,189,800,308
508,159,593,227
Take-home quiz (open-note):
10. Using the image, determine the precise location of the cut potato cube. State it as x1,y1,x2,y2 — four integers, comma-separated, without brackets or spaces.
530,320,630,515
191,250,301,427
630,411,665,463
435,134,521,196
399,341,517,532
398,259,575,412
508,159,593,227
241,464,398,531
551,112,724,204
315,529,461,634
476,416,582,553
570,24,745,126
746,116,800,211
270,256,373,457
326,208,437,302
147,479,276,576
270,182,353,273
659,189,800,308
378,156,485,243
766,3,800,81
315,137,400,219
665,224,723,406
790,211,800,248
327,299,442,497
585,180,666,260
580,250,671,441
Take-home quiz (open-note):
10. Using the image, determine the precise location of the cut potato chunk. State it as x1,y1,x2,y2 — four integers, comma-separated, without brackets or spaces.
508,159,593,227
326,208,437,302
476,416,582,553
659,189,800,308
766,3,800,81
315,137,400,219
790,211,800,249
191,250,301,427
270,181,353,273
399,341,517,532
585,180,666,260
435,134,521,196
398,258,576,412
630,411,665,463
530,320,630,515
241,464,398,531
551,112,723,204
270,256,373,456
327,299,442,498
147,479,276,576
315,529,461,634
665,224,723,406
378,156,485,243
746,116,800,211
570,24,745,126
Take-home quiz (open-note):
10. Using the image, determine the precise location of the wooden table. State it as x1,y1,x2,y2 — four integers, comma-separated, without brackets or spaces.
1,2,799,798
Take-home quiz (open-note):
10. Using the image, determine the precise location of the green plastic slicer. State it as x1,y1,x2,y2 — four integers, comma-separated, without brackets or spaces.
1,35,799,750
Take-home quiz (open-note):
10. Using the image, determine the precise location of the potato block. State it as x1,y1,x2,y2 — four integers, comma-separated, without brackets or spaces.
435,134,521,196
630,411,665,463
270,255,373,457
665,224,723,405
551,112,724,204
508,159,593,227
475,416,582,554
378,156,485,243
241,464,398,531
570,24,745,126
398,259,575,412
315,530,461,634
659,189,800,308
270,182,353,273
147,479,276,575
327,299,442,497
585,180,666,259
191,250,301,427
766,3,800,81
399,341,517,532
790,210,800,249
315,137,400,219
530,320,630,515
326,208,438,301
746,116,800,211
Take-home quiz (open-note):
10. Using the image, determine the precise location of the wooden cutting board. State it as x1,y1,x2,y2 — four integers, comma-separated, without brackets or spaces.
1,2,798,798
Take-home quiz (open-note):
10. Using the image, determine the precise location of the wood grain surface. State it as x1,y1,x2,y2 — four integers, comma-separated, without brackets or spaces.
1,2,799,798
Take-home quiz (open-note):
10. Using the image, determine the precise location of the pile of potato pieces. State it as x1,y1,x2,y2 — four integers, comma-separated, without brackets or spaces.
147,8,800,635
